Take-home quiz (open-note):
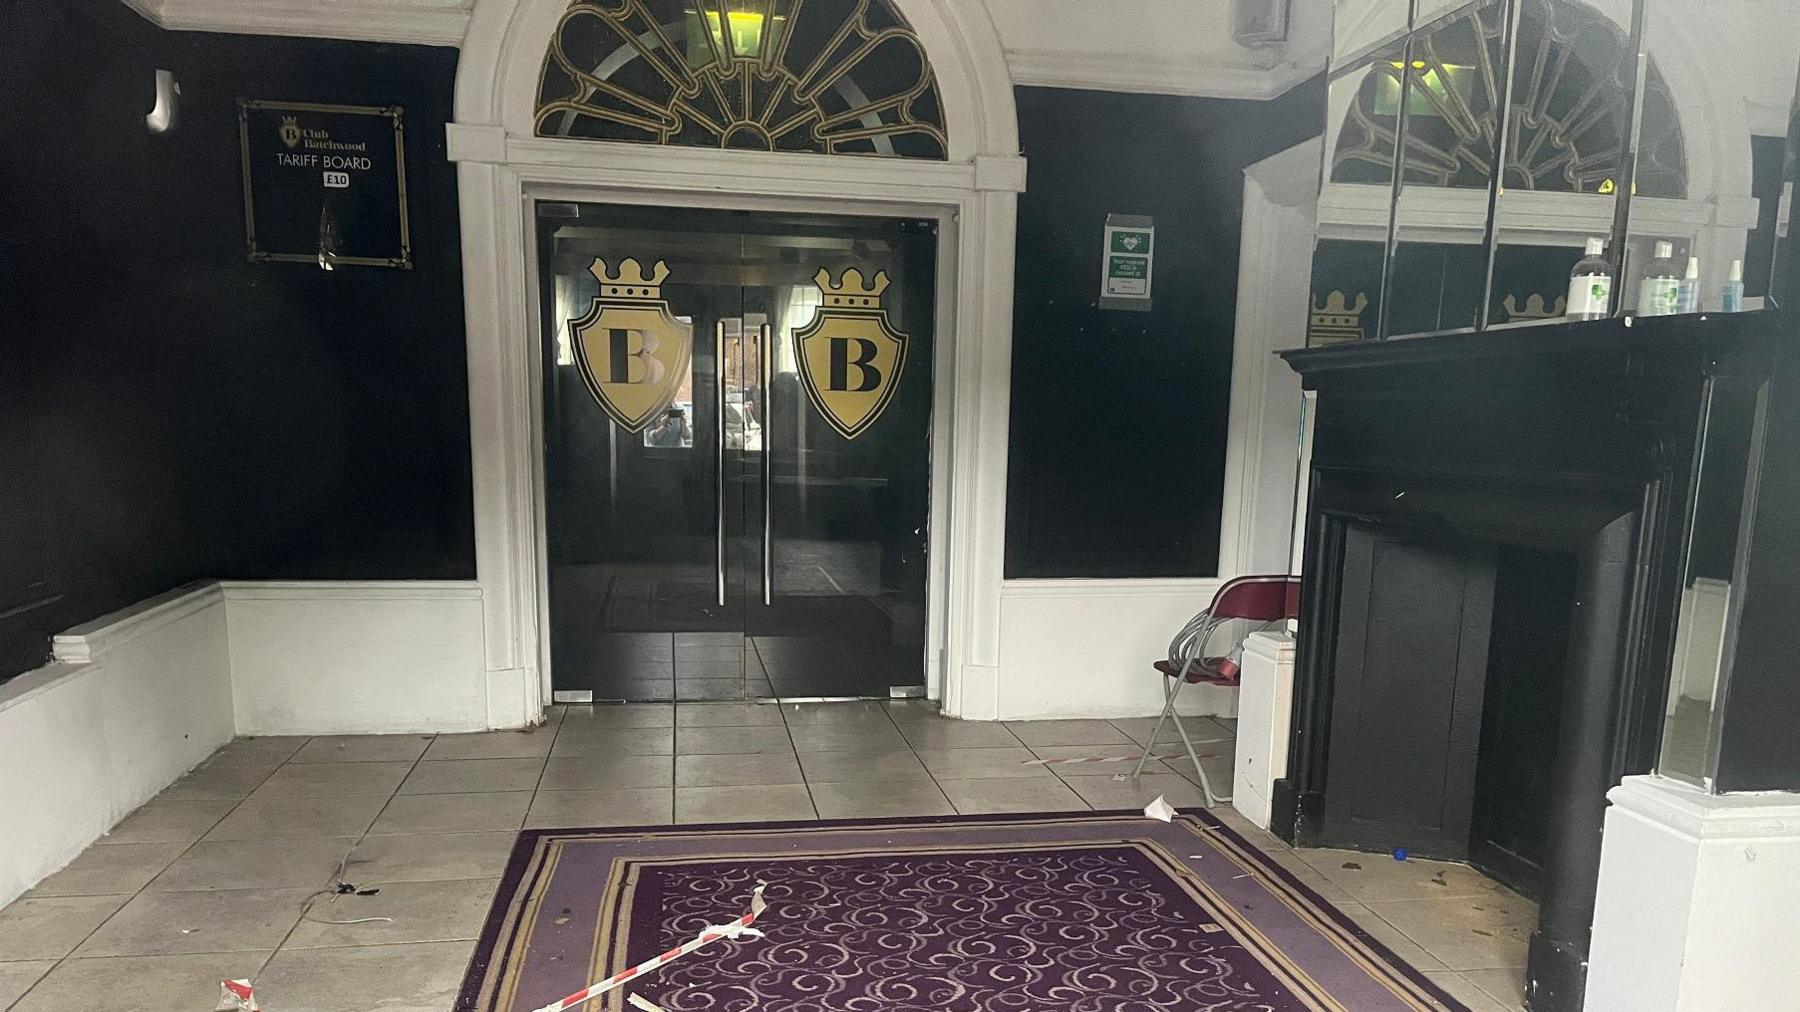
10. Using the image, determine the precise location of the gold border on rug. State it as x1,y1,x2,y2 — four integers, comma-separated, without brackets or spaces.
479,816,1459,1012
576,839,1362,1011
1176,817,1459,1012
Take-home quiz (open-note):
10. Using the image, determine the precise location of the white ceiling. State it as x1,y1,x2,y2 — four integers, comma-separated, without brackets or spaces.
120,0,1332,101
990,0,1330,98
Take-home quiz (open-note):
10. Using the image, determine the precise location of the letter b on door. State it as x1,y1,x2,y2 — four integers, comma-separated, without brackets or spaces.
828,337,882,392
796,308,906,440
606,328,665,385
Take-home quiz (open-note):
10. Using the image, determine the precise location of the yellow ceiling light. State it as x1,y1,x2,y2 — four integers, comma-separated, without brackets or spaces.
701,8,777,57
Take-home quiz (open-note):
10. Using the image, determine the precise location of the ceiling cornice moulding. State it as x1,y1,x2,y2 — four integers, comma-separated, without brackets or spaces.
118,0,1326,98
1006,46,1321,101
119,0,471,47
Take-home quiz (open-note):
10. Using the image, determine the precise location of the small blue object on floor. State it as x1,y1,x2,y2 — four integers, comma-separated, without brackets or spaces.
1392,847,1409,861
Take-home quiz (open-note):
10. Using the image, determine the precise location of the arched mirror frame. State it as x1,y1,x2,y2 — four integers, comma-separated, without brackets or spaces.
1310,0,1734,343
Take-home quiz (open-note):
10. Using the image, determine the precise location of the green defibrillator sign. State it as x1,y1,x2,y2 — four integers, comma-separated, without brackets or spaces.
1100,215,1154,311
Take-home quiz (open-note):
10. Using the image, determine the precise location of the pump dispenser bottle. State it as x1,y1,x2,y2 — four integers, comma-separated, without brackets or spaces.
1723,259,1745,312
1637,241,1681,316
1565,237,1612,320
1676,257,1701,314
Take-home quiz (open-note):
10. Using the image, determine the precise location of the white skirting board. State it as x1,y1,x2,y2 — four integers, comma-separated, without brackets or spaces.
0,583,234,908
1586,775,1800,1010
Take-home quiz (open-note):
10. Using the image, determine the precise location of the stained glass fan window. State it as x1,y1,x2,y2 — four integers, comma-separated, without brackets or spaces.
537,0,948,159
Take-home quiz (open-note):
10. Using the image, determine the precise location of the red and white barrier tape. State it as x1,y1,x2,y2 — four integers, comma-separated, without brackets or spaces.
216,978,260,1012
529,884,768,1012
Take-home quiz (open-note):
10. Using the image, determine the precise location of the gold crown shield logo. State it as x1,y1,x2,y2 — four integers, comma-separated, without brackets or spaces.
795,267,908,440
814,267,891,309
566,257,691,433
1307,290,1369,347
588,257,671,300
279,115,301,149
1502,292,1567,321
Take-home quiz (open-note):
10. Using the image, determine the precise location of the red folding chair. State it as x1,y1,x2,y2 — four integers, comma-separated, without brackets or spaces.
1130,574,1302,805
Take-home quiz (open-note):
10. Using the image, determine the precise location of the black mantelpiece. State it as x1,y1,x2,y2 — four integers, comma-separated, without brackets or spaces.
1278,313,1779,1012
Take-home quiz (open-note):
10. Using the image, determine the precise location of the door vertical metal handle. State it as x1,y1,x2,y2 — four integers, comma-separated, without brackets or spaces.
760,324,773,606
714,320,727,608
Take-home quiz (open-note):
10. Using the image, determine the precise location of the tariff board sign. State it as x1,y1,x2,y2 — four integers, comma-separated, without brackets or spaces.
1100,214,1154,311
238,99,412,269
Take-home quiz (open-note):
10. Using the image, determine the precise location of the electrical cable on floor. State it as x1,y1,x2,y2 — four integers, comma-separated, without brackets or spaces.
295,848,392,926
305,914,396,925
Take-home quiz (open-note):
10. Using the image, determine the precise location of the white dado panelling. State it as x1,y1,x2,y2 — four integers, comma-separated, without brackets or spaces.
0,579,489,906
0,584,234,908
224,581,488,735
994,580,1239,721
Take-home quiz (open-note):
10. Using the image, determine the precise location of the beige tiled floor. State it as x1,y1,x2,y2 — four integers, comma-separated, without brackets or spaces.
0,702,1529,1011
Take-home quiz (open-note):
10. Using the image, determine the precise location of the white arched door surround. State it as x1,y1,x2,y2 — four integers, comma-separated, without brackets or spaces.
448,0,1027,727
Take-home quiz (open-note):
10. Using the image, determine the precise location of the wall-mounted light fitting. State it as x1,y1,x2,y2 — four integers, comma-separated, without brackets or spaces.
146,69,179,133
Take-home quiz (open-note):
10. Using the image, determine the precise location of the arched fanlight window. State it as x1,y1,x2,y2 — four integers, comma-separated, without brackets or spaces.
1332,0,1686,198
536,0,948,159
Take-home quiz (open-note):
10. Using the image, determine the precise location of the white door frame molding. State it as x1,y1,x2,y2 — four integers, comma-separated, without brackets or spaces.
1219,138,1321,580
450,0,1025,726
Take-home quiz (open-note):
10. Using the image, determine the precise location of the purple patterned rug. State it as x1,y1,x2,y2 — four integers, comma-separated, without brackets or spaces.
458,810,1467,1012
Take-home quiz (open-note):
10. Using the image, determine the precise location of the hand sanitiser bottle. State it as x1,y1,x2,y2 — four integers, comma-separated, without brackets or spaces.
1637,241,1681,316
1723,259,1745,312
1565,237,1612,320
1676,257,1701,314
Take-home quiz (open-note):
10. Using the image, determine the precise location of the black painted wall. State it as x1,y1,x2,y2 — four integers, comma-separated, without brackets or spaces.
1003,82,1325,579
0,1,474,681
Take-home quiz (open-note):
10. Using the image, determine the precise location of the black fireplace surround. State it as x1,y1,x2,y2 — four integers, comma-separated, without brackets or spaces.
1278,313,1779,1012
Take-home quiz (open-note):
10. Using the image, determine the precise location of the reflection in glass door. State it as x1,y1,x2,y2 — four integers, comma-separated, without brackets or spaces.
539,203,936,701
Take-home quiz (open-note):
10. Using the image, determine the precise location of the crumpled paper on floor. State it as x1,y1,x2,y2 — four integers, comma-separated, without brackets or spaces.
1143,795,1177,822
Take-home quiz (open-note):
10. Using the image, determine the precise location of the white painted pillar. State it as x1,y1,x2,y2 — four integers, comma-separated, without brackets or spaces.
1586,775,1800,1010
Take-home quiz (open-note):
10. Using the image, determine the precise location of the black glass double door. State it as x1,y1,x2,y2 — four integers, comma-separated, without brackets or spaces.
539,203,936,701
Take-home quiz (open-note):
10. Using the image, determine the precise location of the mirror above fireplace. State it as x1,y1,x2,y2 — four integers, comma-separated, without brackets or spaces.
1310,0,1800,344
